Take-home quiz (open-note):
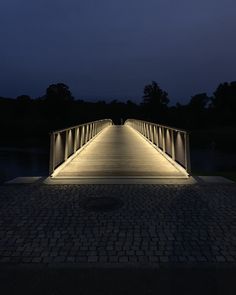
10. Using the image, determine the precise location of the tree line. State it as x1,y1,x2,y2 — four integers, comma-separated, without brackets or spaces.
0,81,235,147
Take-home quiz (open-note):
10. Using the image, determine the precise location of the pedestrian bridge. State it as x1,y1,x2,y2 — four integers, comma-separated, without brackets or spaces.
49,119,191,179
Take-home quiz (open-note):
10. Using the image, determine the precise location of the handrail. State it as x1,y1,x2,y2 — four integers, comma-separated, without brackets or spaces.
49,119,113,176
125,119,191,175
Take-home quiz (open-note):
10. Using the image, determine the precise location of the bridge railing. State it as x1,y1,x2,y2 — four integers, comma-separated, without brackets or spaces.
49,119,113,176
125,119,191,175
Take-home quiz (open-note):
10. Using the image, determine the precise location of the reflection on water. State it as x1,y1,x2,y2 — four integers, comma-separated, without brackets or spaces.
0,147,235,183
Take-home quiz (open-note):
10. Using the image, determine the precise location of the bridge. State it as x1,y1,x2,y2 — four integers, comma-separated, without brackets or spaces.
49,119,191,179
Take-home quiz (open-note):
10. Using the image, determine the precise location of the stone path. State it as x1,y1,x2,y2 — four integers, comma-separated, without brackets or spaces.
0,183,236,266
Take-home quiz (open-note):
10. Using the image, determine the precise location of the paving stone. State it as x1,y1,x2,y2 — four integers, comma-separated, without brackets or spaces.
109,256,118,263
160,256,169,263
216,256,226,262
32,257,42,263
88,256,98,262
76,256,87,263
66,257,76,263
119,256,128,263
99,256,108,263
0,183,235,266
149,256,159,263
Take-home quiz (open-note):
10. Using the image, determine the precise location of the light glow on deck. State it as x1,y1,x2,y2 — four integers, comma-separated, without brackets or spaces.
54,125,188,178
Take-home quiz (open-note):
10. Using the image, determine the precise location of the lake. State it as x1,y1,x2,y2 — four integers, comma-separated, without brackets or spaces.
0,147,49,183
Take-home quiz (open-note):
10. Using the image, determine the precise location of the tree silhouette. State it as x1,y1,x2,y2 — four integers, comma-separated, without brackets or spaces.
184,93,210,128
16,95,31,102
188,93,210,110
46,83,74,102
143,81,169,107
141,81,169,122
209,81,236,126
211,81,236,111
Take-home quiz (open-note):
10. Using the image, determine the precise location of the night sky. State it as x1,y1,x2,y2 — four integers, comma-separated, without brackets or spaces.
1,0,236,104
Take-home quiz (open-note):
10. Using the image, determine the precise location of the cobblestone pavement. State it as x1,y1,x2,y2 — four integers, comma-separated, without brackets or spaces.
0,183,236,266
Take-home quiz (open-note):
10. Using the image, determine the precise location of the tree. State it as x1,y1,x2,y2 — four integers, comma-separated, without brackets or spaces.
16,95,31,102
46,83,74,102
142,81,169,108
211,81,236,110
188,93,210,110
184,93,211,129
141,81,169,121
209,81,236,126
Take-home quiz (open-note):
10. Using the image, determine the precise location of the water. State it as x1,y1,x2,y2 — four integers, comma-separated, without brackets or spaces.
191,148,236,173
0,147,235,183
0,147,49,183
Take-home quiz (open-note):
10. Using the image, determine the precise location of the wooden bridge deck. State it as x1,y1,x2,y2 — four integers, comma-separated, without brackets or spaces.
55,125,186,178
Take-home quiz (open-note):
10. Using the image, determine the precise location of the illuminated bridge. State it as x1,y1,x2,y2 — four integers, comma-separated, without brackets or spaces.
49,119,191,179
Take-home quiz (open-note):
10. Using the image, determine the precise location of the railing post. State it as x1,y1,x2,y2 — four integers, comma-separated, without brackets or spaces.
82,125,85,145
92,123,94,137
154,126,158,146
74,128,78,153
84,125,87,144
185,132,191,174
171,129,175,161
162,127,166,153
87,124,90,142
78,127,81,149
149,124,151,141
91,124,93,139
86,124,89,142
145,123,148,138
151,125,154,143
49,133,55,175
93,123,95,137
85,125,88,143
64,130,69,161
148,124,151,141
87,125,89,142
88,124,91,141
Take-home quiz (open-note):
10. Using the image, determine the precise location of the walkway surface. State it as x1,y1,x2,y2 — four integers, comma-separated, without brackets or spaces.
55,125,186,178
0,182,236,267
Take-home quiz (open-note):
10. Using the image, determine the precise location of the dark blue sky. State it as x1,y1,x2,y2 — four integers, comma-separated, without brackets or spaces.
0,0,236,104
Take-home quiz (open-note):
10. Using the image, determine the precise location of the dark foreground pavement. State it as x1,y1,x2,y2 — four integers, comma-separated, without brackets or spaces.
1,266,236,295
0,183,236,294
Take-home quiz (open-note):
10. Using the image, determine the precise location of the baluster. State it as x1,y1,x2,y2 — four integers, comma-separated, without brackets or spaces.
64,130,69,160
49,133,55,175
171,129,175,161
162,127,165,153
185,132,191,173
74,128,78,153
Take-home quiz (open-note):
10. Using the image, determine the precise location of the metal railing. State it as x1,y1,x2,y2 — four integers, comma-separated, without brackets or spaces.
125,119,191,174
49,119,113,176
